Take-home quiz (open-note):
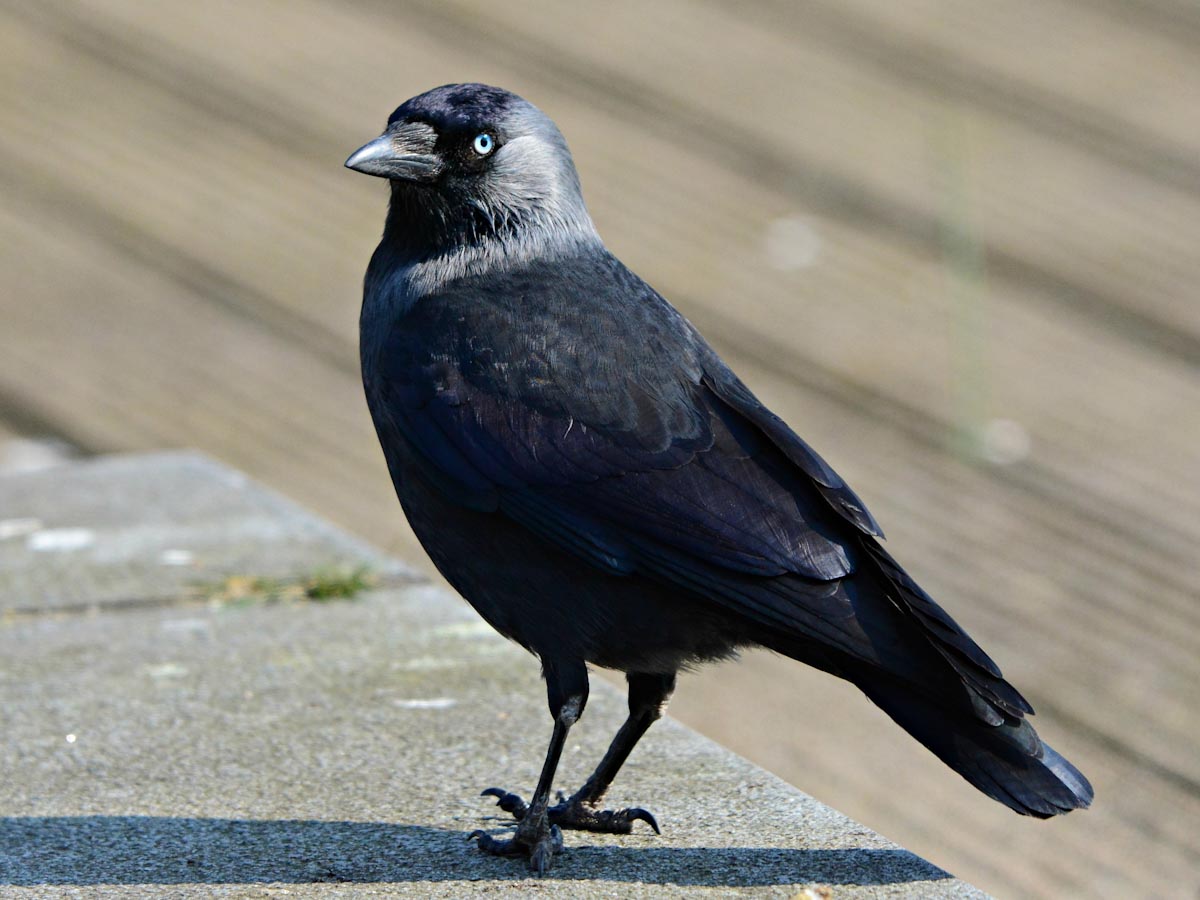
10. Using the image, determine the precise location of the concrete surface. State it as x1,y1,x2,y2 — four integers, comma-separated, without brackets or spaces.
0,453,412,615
0,453,985,897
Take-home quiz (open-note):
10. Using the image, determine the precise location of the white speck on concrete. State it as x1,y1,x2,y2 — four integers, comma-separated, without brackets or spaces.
145,663,189,679
394,698,457,709
27,528,95,552
396,655,462,671
159,548,195,566
430,621,498,639
65,733,77,744
160,618,211,636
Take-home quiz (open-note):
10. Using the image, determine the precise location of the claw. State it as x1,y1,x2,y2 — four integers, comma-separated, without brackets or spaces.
529,825,562,875
472,832,513,859
469,829,523,857
470,823,562,874
481,787,529,819
626,807,661,835
472,782,662,844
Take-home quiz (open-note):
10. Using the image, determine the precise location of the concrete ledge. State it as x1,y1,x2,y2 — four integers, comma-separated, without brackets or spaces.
0,453,985,897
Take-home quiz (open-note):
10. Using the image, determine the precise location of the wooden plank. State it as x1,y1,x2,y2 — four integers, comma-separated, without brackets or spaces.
761,0,1200,179
13,0,1200,355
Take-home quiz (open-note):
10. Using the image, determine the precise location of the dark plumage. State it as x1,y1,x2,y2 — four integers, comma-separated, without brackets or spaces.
346,83,1092,873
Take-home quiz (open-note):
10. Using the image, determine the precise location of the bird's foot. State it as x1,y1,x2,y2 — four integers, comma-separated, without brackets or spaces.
469,804,563,875
482,786,660,835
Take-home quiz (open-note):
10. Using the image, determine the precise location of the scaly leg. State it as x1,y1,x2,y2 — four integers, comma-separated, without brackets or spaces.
484,671,675,836
470,658,588,874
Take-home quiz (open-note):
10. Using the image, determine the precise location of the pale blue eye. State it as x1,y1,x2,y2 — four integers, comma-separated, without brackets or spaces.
472,133,495,156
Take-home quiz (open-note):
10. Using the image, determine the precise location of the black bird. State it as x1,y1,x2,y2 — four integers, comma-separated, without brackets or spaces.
346,83,1092,873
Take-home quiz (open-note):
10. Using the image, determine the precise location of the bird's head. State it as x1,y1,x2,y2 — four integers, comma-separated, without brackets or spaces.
346,84,598,269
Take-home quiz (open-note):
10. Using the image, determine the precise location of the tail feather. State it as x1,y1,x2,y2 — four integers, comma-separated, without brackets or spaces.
858,676,1093,817
862,540,1035,718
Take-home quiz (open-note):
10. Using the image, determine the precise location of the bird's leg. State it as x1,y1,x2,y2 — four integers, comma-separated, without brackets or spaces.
471,659,588,874
485,671,674,836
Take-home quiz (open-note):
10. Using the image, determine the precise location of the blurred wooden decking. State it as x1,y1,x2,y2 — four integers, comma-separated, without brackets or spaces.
1,1,1197,896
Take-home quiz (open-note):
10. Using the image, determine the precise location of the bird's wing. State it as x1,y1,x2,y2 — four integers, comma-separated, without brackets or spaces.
698,360,882,537
367,269,1012,708
368,281,873,584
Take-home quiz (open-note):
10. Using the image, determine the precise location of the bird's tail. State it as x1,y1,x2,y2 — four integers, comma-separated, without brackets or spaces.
854,673,1093,817
754,540,1093,816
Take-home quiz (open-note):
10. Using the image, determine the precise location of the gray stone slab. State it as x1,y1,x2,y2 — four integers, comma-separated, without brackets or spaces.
0,453,985,897
0,452,413,615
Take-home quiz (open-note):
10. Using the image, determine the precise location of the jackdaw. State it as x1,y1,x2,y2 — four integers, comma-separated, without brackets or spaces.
345,83,1092,873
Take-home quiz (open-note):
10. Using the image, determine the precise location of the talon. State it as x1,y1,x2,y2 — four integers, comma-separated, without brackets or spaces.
626,807,660,834
471,829,508,853
481,787,529,818
471,829,528,858
544,796,662,835
528,825,561,875
470,812,561,872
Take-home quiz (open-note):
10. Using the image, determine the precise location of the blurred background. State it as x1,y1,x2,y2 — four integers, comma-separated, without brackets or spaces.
2,1,1198,896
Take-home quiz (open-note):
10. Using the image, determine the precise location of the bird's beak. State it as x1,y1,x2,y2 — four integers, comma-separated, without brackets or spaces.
344,121,442,182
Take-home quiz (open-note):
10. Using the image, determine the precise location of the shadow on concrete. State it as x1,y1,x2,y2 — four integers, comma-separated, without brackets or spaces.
0,816,950,887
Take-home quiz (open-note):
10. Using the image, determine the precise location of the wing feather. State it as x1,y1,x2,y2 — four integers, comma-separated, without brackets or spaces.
365,252,1025,724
